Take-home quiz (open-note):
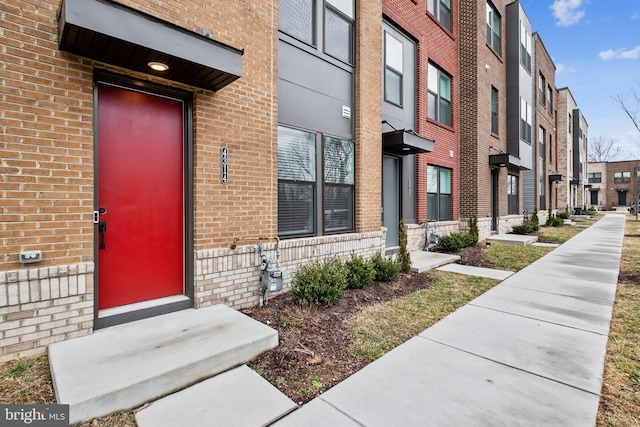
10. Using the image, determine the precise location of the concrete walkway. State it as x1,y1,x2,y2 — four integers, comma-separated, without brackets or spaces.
273,214,625,426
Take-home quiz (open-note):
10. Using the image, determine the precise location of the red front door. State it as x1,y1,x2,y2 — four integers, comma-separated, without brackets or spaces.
97,82,185,310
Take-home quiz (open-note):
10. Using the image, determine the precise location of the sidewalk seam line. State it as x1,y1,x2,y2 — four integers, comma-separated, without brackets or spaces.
417,336,601,397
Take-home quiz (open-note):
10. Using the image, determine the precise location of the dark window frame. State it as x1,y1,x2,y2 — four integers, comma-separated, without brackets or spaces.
491,86,499,134
277,125,356,239
588,172,602,184
486,1,501,56
427,0,452,31
278,0,316,47
520,21,531,73
427,165,452,221
507,174,519,215
428,62,453,127
323,0,355,65
384,31,404,107
538,73,546,106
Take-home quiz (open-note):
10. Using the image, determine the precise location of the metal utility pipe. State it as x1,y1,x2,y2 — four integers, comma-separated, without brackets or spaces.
230,236,280,250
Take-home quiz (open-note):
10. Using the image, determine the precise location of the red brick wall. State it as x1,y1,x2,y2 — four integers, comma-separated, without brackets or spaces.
383,0,460,223
459,0,513,222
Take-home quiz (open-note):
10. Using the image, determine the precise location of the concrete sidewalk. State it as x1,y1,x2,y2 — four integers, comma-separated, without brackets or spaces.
274,214,625,426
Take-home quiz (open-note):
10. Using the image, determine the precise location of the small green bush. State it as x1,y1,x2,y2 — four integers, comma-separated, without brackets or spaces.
511,221,540,235
291,257,347,304
548,216,564,227
437,232,477,252
371,253,400,282
345,252,376,289
557,210,570,220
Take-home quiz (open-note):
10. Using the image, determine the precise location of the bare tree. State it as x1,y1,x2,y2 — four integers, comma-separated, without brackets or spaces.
614,86,640,219
588,136,622,162
613,87,640,134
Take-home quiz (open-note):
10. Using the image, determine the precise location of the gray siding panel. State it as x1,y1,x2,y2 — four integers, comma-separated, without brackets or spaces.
278,40,353,139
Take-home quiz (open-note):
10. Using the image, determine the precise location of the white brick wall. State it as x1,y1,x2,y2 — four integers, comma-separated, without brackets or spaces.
0,263,94,362
194,231,385,309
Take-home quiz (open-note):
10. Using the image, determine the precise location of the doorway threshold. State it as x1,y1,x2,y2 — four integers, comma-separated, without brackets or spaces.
96,295,192,329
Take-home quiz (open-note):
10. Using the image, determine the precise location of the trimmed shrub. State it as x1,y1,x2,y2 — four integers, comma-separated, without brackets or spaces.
437,232,477,252
397,219,412,274
345,252,376,289
557,210,570,220
291,257,347,304
511,221,540,234
371,253,400,282
548,216,564,227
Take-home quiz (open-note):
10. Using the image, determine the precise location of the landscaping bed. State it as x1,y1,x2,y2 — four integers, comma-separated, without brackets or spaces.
243,272,432,404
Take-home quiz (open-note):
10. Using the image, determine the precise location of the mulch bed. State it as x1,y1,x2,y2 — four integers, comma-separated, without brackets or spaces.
243,272,431,404
243,244,493,404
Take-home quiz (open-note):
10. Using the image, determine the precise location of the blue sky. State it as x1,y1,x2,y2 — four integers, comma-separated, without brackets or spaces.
520,0,640,160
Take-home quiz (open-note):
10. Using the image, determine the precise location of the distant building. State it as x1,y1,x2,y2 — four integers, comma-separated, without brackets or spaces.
588,160,640,210
558,87,589,212
531,33,560,221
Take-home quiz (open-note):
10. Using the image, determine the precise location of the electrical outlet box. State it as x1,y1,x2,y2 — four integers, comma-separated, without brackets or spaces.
20,250,42,264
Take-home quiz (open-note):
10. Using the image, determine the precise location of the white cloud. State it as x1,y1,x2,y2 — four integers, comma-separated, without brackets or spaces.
632,11,639,20
550,0,586,27
556,63,576,73
599,45,640,60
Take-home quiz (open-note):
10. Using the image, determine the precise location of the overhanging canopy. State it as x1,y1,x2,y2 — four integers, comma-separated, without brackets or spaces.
382,129,434,155
549,174,565,182
489,153,522,169
57,0,243,91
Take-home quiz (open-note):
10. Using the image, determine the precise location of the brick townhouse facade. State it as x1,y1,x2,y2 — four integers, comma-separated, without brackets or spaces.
459,0,533,239
1,0,587,361
532,32,560,221
0,0,384,361
589,160,640,210
558,87,589,212
380,0,460,249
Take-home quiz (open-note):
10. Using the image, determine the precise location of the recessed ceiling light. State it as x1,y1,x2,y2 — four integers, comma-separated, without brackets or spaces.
148,61,169,71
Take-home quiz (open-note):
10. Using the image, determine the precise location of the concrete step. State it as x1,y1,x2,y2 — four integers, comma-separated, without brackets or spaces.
486,234,538,246
49,304,278,424
136,365,297,427
436,263,514,280
410,251,460,273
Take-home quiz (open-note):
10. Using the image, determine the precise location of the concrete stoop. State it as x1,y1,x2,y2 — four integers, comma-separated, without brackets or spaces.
410,251,460,273
135,365,297,427
48,304,278,424
486,234,538,246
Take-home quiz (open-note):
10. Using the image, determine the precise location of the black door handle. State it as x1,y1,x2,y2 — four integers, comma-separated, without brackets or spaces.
99,221,107,249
